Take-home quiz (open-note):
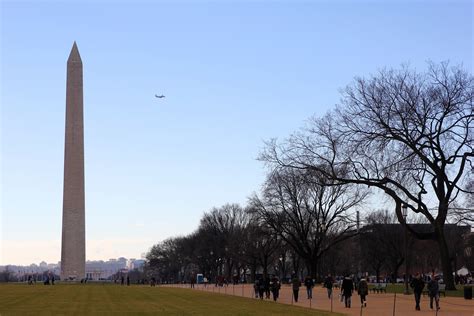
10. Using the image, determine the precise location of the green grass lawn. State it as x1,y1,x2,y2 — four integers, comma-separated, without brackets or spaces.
368,283,469,297
0,283,342,315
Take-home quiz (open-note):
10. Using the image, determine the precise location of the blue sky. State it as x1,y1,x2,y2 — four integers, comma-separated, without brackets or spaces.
1,0,472,265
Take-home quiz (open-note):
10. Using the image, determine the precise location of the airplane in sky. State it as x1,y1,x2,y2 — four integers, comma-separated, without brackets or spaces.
155,94,165,99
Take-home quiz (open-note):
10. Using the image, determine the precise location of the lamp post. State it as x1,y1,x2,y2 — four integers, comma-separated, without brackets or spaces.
321,220,326,279
279,257,283,280
209,251,214,283
402,204,409,295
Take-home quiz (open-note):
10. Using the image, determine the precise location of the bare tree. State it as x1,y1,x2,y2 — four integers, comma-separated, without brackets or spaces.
146,237,186,283
199,203,250,280
250,167,366,278
361,209,410,282
261,62,473,289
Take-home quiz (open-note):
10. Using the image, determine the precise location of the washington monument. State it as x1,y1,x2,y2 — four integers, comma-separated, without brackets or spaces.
61,42,85,280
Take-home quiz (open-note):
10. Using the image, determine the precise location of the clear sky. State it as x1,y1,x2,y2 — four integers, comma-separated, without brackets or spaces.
1,0,472,265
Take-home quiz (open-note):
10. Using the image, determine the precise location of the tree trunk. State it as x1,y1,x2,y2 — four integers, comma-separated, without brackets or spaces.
250,258,257,283
263,256,268,278
306,258,318,278
435,225,456,290
392,259,403,283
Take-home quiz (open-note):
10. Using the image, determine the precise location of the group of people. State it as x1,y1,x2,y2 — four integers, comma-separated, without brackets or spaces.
293,273,366,308
336,275,368,308
26,274,55,285
253,273,367,307
410,272,441,311
253,276,281,301
252,272,443,311
114,275,130,286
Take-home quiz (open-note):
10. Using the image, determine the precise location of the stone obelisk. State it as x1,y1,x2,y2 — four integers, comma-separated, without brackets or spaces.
61,42,85,281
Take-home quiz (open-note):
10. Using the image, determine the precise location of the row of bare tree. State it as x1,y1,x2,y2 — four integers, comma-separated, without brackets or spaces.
259,62,473,289
144,203,471,285
146,62,473,289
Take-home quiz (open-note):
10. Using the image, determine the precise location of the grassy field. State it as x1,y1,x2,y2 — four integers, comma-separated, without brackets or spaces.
0,283,342,315
368,283,469,297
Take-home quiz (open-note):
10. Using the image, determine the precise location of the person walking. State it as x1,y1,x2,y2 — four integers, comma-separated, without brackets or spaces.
264,277,271,299
324,274,334,299
427,275,440,311
121,276,124,285
357,278,368,307
254,278,260,298
410,272,425,311
258,277,265,300
270,276,281,301
291,275,301,303
126,275,130,286
304,276,314,299
341,275,354,308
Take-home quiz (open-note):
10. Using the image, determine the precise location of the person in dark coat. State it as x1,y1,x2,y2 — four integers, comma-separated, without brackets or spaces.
270,276,281,301
410,272,425,310
341,275,354,308
291,275,302,302
324,274,334,299
304,276,314,299
427,274,440,310
121,276,124,285
357,278,368,307
258,277,265,299
253,279,260,298
264,277,271,299
126,275,130,286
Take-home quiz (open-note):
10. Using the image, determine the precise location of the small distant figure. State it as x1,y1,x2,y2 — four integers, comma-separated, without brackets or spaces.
270,276,281,301
51,275,55,285
126,275,130,286
121,276,124,285
44,275,50,285
253,279,260,298
291,275,301,303
410,272,425,311
427,274,440,311
28,275,33,285
191,275,195,289
324,274,334,299
258,277,265,299
264,277,271,299
357,278,368,307
150,277,156,287
341,275,354,308
304,275,314,299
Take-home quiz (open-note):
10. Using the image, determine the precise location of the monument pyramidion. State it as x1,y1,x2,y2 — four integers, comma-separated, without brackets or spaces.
61,42,85,281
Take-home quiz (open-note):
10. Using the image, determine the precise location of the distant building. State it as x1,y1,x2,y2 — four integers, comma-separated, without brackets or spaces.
128,259,145,270
1,257,138,281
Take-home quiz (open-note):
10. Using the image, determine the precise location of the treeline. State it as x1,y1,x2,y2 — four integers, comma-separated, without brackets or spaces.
146,62,473,289
144,205,471,285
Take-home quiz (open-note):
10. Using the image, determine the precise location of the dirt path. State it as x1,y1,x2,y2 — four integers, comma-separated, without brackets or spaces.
164,283,473,316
